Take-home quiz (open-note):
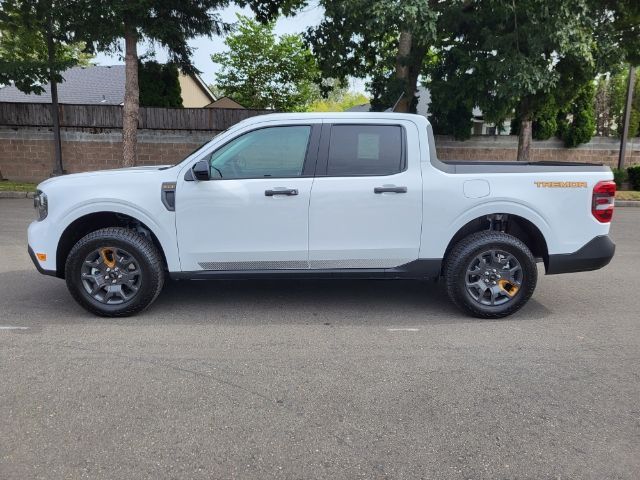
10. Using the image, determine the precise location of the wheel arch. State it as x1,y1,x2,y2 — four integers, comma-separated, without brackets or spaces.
55,211,169,279
443,213,550,271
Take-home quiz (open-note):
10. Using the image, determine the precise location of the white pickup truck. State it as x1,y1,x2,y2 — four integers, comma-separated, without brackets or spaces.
28,113,616,318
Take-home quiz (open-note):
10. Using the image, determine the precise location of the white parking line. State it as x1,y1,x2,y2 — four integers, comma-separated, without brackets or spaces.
386,328,420,332
0,326,29,330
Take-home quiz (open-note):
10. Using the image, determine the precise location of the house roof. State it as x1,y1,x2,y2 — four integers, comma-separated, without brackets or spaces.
190,73,216,103
0,65,126,105
346,103,371,112
206,97,245,109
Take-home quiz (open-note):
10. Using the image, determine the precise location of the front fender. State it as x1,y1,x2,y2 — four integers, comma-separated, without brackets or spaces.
55,200,180,272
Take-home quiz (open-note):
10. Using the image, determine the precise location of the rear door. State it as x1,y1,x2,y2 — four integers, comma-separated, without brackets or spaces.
308,121,423,269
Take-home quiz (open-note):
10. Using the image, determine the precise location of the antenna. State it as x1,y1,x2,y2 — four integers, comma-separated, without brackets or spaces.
387,92,405,112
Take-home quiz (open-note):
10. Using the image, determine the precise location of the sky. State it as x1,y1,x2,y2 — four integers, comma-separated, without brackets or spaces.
93,4,367,93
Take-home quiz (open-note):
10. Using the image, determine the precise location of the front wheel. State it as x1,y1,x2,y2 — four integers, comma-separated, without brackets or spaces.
444,231,538,318
65,227,165,317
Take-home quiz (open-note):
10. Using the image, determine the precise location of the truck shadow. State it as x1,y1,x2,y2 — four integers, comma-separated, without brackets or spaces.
0,270,552,326
155,278,552,326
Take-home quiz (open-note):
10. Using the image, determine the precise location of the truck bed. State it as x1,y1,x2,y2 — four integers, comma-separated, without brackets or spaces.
439,160,609,174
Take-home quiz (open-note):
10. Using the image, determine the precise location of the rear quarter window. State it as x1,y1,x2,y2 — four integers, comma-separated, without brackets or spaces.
327,125,404,176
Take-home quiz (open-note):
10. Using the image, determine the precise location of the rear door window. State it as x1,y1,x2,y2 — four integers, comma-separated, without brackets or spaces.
326,125,404,176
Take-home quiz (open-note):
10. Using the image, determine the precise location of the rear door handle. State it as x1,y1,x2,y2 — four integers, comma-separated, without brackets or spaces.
374,186,407,194
265,188,298,197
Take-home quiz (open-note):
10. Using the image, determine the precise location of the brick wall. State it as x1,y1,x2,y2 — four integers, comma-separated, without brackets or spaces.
0,127,214,183
1,126,639,183
435,135,640,167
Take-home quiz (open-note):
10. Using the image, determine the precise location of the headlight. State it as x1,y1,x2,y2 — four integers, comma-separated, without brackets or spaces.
33,190,48,221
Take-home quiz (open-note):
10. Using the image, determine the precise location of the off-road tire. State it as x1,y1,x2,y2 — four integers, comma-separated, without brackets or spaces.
65,227,165,317
444,231,537,318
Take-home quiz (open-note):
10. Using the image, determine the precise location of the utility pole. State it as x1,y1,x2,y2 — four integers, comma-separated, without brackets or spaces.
618,66,636,170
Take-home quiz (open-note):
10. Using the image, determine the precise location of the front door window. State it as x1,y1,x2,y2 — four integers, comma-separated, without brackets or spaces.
207,126,311,179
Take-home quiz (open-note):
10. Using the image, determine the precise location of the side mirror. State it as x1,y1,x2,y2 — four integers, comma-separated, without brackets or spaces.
192,160,210,181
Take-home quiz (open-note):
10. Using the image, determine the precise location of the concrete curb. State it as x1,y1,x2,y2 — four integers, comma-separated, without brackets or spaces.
1,190,639,207
616,200,640,207
0,191,34,199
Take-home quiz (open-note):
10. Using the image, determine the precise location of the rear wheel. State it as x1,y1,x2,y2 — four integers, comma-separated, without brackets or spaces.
65,227,164,317
444,231,537,318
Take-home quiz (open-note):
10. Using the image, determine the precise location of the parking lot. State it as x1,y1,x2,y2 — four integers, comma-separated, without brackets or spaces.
0,197,639,479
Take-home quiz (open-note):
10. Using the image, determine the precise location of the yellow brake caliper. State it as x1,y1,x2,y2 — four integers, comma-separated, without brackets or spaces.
100,247,117,269
498,279,519,297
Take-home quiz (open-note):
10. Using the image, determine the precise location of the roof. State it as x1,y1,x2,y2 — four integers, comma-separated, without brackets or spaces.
243,112,428,120
206,97,245,109
234,112,431,128
0,65,125,105
346,103,371,112
190,73,216,103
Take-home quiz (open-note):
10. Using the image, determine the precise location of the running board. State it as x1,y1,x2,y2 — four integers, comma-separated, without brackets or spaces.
169,259,442,281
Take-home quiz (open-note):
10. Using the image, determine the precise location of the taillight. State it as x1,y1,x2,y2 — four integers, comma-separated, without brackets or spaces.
592,180,616,223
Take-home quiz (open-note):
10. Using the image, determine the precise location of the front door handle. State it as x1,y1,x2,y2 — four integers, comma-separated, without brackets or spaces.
265,188,298,197
374,186,407,194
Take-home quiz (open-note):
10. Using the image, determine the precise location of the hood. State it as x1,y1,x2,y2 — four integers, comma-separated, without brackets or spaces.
37,165,173,189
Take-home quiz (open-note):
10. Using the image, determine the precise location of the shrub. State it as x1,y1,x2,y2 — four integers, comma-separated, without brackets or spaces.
628,166,640,191
561,82,596,148
532,97,559,140
533,113,558,140
139,61,183,108
612,168,628,187
430,103,474,140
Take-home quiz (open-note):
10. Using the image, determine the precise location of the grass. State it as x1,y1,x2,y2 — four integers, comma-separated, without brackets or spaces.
0,181,38,192
617,190,640,201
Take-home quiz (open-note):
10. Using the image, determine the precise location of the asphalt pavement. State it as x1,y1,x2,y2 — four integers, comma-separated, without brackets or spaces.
1,198,639,479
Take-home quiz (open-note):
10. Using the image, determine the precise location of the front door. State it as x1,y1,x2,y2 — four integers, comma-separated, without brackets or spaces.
176,124,319,272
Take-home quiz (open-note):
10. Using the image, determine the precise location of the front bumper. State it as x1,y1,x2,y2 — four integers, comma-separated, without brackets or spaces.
546,235,615,275
28,245,57,277
28,219,59,276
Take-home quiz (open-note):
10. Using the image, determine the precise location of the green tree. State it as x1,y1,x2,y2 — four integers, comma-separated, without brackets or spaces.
609,70,629,136
630,74,640,137
558,81,597,147
599,0,640,66
307,87,369,112
0,0,92,175
207,83,226,100
73,0,235,167
595,76,613,137
138,60,183,108
438,0,599,160
212,15,319,111
424,49,475,140
605,68,640,137
532,98,560,141
305,0,439,113
0,25,91,93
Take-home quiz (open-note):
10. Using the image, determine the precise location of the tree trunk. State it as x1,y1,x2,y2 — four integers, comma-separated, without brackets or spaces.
46,18,64,176
394,31,413,112
517,118,533,161
393,31,426,114
122,23,139,167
